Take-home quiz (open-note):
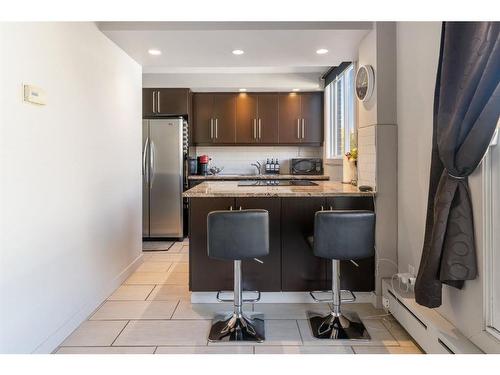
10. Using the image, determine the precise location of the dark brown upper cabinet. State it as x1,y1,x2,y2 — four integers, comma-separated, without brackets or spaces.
142,88,191,117
236,93,279,144
193,93,236,145
278,93,302,144
300,93,323,143
278,92,323,145
193,91,322,146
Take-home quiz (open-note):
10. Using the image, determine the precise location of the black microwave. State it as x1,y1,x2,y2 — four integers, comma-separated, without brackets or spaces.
290,158,323,175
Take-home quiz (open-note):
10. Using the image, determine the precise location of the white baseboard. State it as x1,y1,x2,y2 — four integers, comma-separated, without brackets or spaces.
191,291,376,305
382,278,483,354
33,253,144,354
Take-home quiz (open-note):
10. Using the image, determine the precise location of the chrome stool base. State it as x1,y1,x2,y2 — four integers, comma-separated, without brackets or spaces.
308,311,370,340
208,313,265,343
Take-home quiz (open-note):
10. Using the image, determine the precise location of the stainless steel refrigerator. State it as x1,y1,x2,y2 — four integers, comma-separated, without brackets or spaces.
142,117,186,239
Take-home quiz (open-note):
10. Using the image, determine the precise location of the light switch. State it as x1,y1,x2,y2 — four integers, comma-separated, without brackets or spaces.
23,84,46,105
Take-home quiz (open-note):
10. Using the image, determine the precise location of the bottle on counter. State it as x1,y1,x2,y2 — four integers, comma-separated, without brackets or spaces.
265,158,270,174
270,158,275,173
275,159,280,174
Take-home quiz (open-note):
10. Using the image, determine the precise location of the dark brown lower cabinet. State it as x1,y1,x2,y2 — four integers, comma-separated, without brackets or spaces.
189,198,235,291
281,197,328,291
236,197,281,291
189,196,375,293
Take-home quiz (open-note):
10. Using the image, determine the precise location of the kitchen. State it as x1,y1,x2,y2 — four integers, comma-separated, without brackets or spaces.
134,21,396,344
2,14,499,362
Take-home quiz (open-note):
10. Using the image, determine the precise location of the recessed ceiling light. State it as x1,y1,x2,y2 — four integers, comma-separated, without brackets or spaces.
148,49,162,56
292,88,300,92
316,48,329,55
239,88,247,92
232,49,244,55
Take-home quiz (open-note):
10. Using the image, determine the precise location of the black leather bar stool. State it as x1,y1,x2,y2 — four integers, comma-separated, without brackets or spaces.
207,209,269,342
308,210,375,340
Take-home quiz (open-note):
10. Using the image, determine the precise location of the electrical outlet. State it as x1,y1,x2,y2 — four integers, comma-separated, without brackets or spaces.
382,296,390,310
408,264,415,277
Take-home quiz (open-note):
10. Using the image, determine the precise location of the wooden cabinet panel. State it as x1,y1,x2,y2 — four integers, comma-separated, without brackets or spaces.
300,92,323,143
142,88,156,117
236,197,281,291
143,88,190,117
157,88,190,116
192,91,322,145
257,94,279,144
213,94,236,144
236,94,258,144
281,197,327,291
193,94,215,144
189,197,235,291
278,93,302,144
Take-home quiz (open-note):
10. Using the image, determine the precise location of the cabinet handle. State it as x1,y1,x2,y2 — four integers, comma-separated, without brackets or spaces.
157,91,161,113
253,119,257,139
301,118,305,139
258,119,261,139
297,119,301,139
152,91,156,113
215,118,218,139
210,118,214,139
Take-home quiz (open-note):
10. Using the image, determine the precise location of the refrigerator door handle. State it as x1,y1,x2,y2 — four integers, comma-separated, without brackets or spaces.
142,137,150,183
150,140,156,189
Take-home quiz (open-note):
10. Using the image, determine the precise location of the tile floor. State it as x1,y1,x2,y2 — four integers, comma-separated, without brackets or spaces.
56,239,423,354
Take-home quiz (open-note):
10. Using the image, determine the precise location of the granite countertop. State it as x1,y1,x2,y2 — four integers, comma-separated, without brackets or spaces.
183,181,375,198
187,174,329,180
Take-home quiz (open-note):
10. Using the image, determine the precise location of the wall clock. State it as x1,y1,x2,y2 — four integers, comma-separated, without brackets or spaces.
355,65,375,102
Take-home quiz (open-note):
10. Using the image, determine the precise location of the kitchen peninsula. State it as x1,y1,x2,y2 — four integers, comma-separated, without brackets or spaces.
183,181,376,296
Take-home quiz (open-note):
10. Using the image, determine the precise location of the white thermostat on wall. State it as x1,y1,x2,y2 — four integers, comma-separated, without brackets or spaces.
23,84,46,105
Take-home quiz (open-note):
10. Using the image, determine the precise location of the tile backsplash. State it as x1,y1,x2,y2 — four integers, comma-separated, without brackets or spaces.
193,146,322,175
357,125,377,187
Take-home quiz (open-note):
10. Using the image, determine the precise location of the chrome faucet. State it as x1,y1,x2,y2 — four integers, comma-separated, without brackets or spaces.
250,161,261,175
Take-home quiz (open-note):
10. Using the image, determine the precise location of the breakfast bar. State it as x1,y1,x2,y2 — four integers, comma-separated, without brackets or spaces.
183,181,376,295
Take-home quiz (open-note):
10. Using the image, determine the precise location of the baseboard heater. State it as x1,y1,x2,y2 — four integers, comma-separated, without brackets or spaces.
382,279,483,354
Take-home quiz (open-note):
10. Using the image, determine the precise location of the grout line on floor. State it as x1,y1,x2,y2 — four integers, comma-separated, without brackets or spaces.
110,320,130,347
169,299,181,319
144,285,157,301
295,319,304,345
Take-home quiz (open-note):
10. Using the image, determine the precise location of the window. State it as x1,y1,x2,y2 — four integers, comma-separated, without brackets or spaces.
484,121,500,341
325,63,356,160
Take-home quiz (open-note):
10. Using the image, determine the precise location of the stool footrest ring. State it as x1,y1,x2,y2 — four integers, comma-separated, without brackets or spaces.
216,290,261,303
309,290,356,303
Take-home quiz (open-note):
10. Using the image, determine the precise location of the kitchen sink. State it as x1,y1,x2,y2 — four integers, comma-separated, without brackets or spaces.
237,180,318,186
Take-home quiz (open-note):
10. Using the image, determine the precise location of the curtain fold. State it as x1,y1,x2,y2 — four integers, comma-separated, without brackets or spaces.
415,22,500,308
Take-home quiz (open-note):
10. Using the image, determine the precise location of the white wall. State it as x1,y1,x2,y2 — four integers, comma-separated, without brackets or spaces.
0,23,143,353
143,72,323,92
396,22,499,353
194,146,322,175
356,23,398,300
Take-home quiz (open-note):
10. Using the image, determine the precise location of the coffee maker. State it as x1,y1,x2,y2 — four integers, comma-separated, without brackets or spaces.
197,155,210,175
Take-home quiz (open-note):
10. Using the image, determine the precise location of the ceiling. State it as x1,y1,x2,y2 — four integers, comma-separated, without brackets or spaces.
98,22,372,91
